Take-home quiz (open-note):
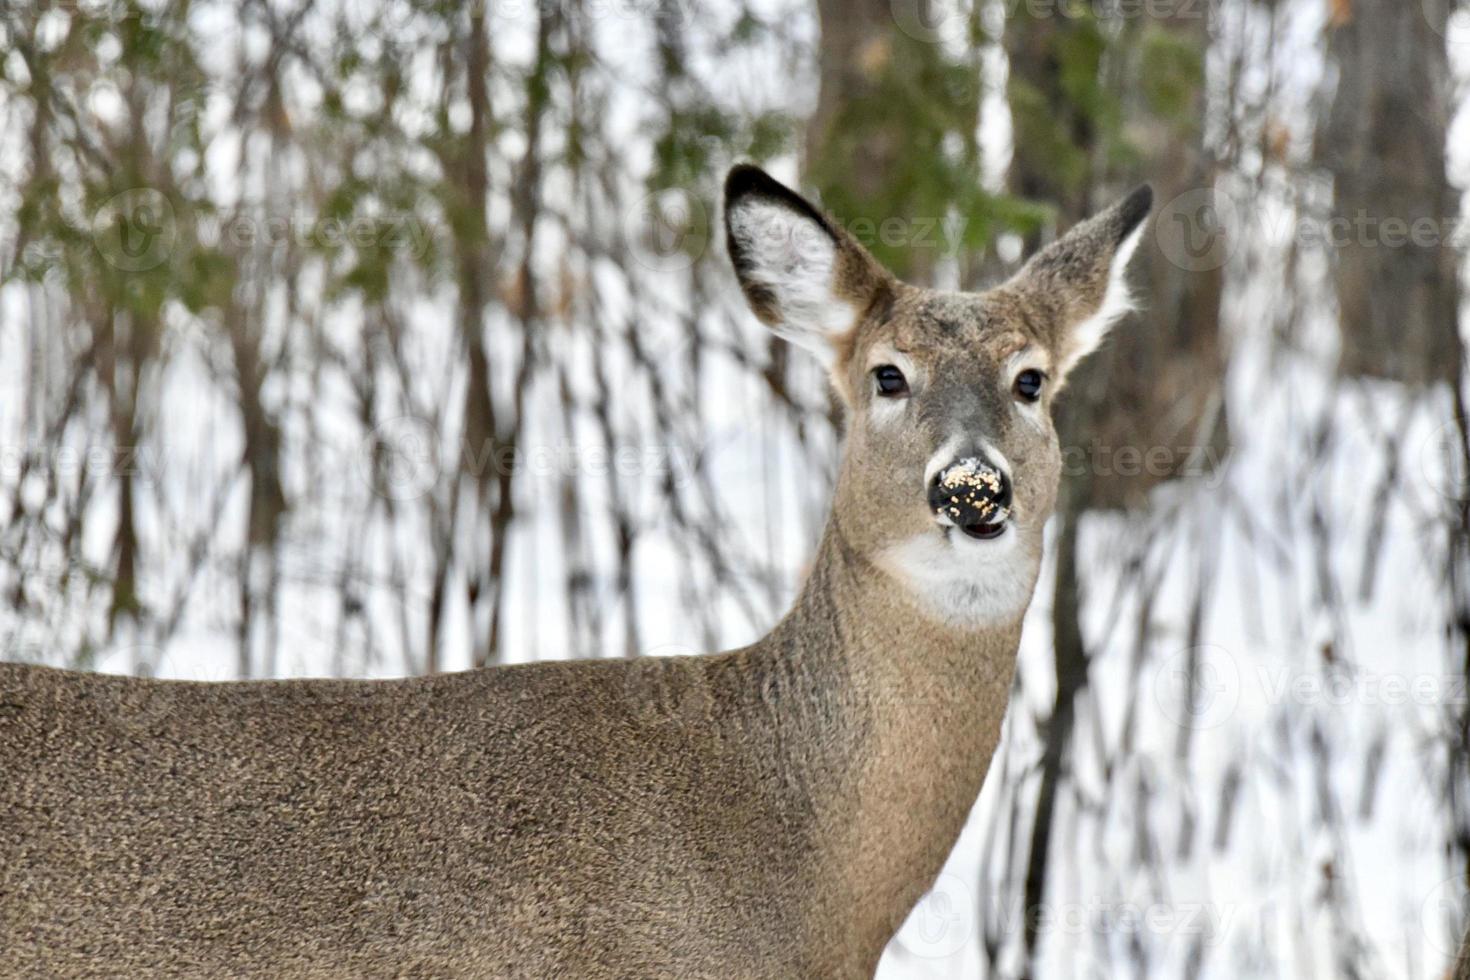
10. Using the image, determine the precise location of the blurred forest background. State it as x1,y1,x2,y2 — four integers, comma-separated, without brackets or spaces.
2,0,1470,976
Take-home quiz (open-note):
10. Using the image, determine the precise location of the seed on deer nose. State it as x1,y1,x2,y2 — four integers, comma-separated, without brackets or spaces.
928,459,1009,525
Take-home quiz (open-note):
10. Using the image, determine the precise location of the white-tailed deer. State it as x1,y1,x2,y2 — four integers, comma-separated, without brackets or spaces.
0,166,1151,978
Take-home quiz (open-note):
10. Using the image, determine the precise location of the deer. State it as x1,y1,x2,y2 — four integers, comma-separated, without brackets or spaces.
0,165,1151,979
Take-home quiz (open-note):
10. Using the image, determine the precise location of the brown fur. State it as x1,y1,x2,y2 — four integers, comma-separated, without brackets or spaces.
0,167,1150,979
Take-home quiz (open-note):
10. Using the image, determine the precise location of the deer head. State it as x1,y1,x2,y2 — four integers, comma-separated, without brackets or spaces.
724,165,1152,630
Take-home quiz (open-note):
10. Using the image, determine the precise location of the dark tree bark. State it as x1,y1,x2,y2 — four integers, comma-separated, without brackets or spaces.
806,0,981,284
807,0,915,207
1006,11,1094,230
1318,0,1459,385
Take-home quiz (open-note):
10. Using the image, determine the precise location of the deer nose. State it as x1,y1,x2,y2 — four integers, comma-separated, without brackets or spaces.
929,457,1012,539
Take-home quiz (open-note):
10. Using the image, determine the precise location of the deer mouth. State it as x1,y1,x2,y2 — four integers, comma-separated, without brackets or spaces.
957,519,1007,541
933,505,1010,541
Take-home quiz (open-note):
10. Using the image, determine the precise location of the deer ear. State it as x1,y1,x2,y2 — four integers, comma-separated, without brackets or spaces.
724,165,891,367
1007,185,1153,383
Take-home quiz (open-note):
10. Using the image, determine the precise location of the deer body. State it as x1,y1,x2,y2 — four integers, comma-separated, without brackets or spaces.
1,528,1014,979
0,167,1151,978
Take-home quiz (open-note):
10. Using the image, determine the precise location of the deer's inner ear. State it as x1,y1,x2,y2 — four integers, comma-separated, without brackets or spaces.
724,165,891,369
1004,185,1153,385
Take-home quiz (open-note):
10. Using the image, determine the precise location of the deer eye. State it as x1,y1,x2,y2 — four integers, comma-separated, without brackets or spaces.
1013,369,1044,402
873,365,910,398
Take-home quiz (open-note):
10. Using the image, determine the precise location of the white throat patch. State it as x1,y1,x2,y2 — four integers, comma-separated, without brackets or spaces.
878,526,1039,629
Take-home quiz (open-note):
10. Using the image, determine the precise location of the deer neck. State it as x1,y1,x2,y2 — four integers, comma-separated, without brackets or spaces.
753,516,1025,963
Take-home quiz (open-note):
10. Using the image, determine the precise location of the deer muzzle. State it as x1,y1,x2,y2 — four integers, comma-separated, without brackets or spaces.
929,457,1012,541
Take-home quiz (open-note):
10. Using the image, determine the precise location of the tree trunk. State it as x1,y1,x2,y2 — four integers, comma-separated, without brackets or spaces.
807,0,918,206
806,0,981,284
1318,0,1458,385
